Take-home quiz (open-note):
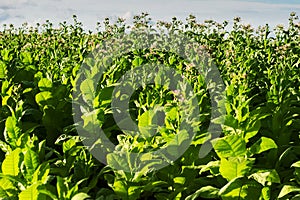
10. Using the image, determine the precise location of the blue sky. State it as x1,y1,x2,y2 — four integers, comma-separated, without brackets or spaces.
0,0,299,31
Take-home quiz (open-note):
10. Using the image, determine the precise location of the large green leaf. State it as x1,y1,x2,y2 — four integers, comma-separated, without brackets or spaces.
107,152,132,173
138,106,165,138
278,185,300,198
132,56,144,67
38,78,53,91
35,91,53,107
166,129,190,157
2,148,21,176
1,49,12,62
113,180,128,198
80,79,95,104
138,109,157,138
211,135,247,158
219,177,262,200
248,137,277,155
4,116,21,146
249,169,280,186
220,157,254,181
186,186,219,199
24,149,40,178
19,184,40,200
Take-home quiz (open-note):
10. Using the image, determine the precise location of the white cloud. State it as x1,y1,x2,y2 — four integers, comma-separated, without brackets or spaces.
0,0,299,31
0,0,29,8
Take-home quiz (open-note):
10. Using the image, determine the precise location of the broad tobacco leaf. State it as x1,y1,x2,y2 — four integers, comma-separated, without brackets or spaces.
211,135,247,159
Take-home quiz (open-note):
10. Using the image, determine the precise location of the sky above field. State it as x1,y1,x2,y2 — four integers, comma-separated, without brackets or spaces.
0,0,299,31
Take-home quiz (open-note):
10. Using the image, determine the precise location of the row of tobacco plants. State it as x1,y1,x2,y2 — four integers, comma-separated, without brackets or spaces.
0,12,299,199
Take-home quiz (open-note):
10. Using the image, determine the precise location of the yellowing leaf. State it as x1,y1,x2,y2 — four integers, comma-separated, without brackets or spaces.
0,178,16,198
2,148,21,176
19,184,39,200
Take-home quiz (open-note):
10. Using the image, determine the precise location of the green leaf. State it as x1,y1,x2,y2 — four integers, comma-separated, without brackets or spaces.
291,161,300,168
113,180,128,198
186,186,219,199
0,178,16,198
71,193,90,200
38,78,52,91
1,49,12,62
278,185,300,198
166,129,190,157
132,56,144,67
32,163,50,184
57,176,67,199
63,138,78,153
220,157,254,181
107,152,132,173
2,148,21,176
219,177,262,200
19,184,39,200
138,109,156,138
138,109,153,127
35,91,53,107
80,79,95,104
173,177,186,185
0,60,7,79
199,160,220,175
39,189,58,200
20,51,33,64
24,149,40,178
168,55,177,65
260,186,271,200
0,140,12,153
244,120,261,142
4,116,21,146
249,169,280,186
94,86,114,107
138,106,165,138
211,135,247,158
249,137,277,155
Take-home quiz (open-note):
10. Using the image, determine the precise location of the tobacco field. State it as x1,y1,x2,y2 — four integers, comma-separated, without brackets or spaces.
0,12,300,199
